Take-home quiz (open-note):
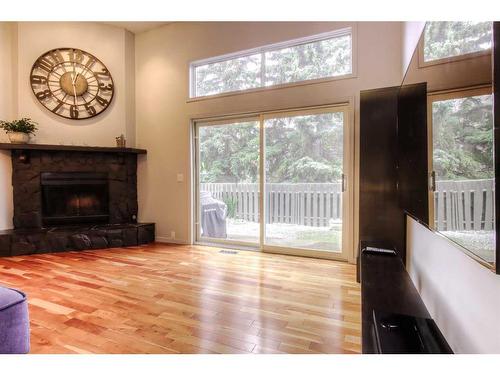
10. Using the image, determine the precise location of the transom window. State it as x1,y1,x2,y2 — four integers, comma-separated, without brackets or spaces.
423,21,492,63
190,28,353,98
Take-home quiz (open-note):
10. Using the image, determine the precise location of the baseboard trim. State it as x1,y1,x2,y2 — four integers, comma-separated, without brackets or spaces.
155,236,190,245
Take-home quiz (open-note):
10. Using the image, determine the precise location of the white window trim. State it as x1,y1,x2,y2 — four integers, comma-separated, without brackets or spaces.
189,27,356,99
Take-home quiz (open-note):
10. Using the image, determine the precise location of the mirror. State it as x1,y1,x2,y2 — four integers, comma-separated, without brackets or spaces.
400,22,496,270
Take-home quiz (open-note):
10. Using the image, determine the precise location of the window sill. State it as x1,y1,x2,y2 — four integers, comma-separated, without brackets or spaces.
418,48,491,69
186,73,357,103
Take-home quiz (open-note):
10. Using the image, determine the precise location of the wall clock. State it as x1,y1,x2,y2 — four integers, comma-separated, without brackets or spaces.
30,48,114,120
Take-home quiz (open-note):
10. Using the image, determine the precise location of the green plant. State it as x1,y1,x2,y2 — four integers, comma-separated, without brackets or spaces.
0,118,38,135
222,196,237,219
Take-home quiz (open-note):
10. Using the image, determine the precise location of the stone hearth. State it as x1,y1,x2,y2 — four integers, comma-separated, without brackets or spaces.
0,223,155,257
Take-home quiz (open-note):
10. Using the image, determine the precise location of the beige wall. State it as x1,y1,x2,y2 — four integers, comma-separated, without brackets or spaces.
0,21,136,230
16,22,135,146
125,30,136,146
0,23,15,230
135,21,403,254
401,22,425,77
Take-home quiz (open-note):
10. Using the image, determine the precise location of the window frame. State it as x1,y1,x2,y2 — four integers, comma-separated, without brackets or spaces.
418,22,492,68
189,27,356,99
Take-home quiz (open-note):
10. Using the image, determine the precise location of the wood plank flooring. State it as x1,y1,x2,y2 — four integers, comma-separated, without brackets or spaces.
0,243,361,354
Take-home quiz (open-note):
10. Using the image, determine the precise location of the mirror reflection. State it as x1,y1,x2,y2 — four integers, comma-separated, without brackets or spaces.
402,21,495,266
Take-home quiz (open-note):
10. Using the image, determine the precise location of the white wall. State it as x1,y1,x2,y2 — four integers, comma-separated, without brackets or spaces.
406,216,500,353
135,22,403,251
0,21,136,230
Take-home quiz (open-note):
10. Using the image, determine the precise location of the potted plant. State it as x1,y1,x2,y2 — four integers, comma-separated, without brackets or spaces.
0,118,38,144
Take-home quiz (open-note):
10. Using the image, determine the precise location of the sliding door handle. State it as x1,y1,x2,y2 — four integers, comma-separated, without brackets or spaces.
341,173,347,192
430,171,436,192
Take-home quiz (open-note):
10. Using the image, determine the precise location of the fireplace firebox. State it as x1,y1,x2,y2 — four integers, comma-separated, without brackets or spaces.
41,172,109,226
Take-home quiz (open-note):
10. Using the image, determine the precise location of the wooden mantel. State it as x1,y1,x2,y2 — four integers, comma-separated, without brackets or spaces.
0,142,147,154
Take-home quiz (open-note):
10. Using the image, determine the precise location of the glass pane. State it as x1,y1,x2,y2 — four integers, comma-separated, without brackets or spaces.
264,112,344,252
432,94,495,264
424,22,492,62
265,35,352,86
194,54,262,97
198,120,260,244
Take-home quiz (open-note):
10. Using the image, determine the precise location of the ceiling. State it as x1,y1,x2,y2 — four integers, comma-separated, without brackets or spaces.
102,22,170,34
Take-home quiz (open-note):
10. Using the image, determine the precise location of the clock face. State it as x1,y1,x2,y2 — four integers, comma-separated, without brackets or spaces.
30,48,114,120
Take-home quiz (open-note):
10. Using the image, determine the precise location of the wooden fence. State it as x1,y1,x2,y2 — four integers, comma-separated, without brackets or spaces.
434,179,495,231
200,182,342,227
201,179,495,231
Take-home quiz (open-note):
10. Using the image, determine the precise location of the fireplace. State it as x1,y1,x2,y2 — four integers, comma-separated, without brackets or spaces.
0,146,155,257
41,172,109,226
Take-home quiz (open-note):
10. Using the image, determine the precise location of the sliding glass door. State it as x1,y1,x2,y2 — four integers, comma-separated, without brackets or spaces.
195,118,260,245
262,108,348,258
194,106,351,260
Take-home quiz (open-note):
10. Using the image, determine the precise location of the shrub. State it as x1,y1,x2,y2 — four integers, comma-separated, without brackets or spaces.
222,196,237,219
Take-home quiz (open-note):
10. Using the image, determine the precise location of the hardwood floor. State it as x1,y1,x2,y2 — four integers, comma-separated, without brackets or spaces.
0,243,361,354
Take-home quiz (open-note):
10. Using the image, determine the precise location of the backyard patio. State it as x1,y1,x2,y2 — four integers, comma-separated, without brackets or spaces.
200,182,343,252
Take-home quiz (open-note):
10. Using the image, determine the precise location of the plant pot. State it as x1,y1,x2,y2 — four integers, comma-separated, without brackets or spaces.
8,132,30,144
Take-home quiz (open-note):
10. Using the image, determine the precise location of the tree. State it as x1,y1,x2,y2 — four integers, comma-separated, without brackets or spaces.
265,35,351,86
433,94,493,180
195,34,352,96
424,22,492,61
199,122,259,183
265,113,343,183
199,113,344,184
195,54,261,97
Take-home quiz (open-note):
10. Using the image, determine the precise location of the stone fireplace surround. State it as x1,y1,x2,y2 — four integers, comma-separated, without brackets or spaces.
0,144,155,257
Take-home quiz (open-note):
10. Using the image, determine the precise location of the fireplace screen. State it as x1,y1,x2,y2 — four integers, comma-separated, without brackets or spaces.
41,172,109,226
